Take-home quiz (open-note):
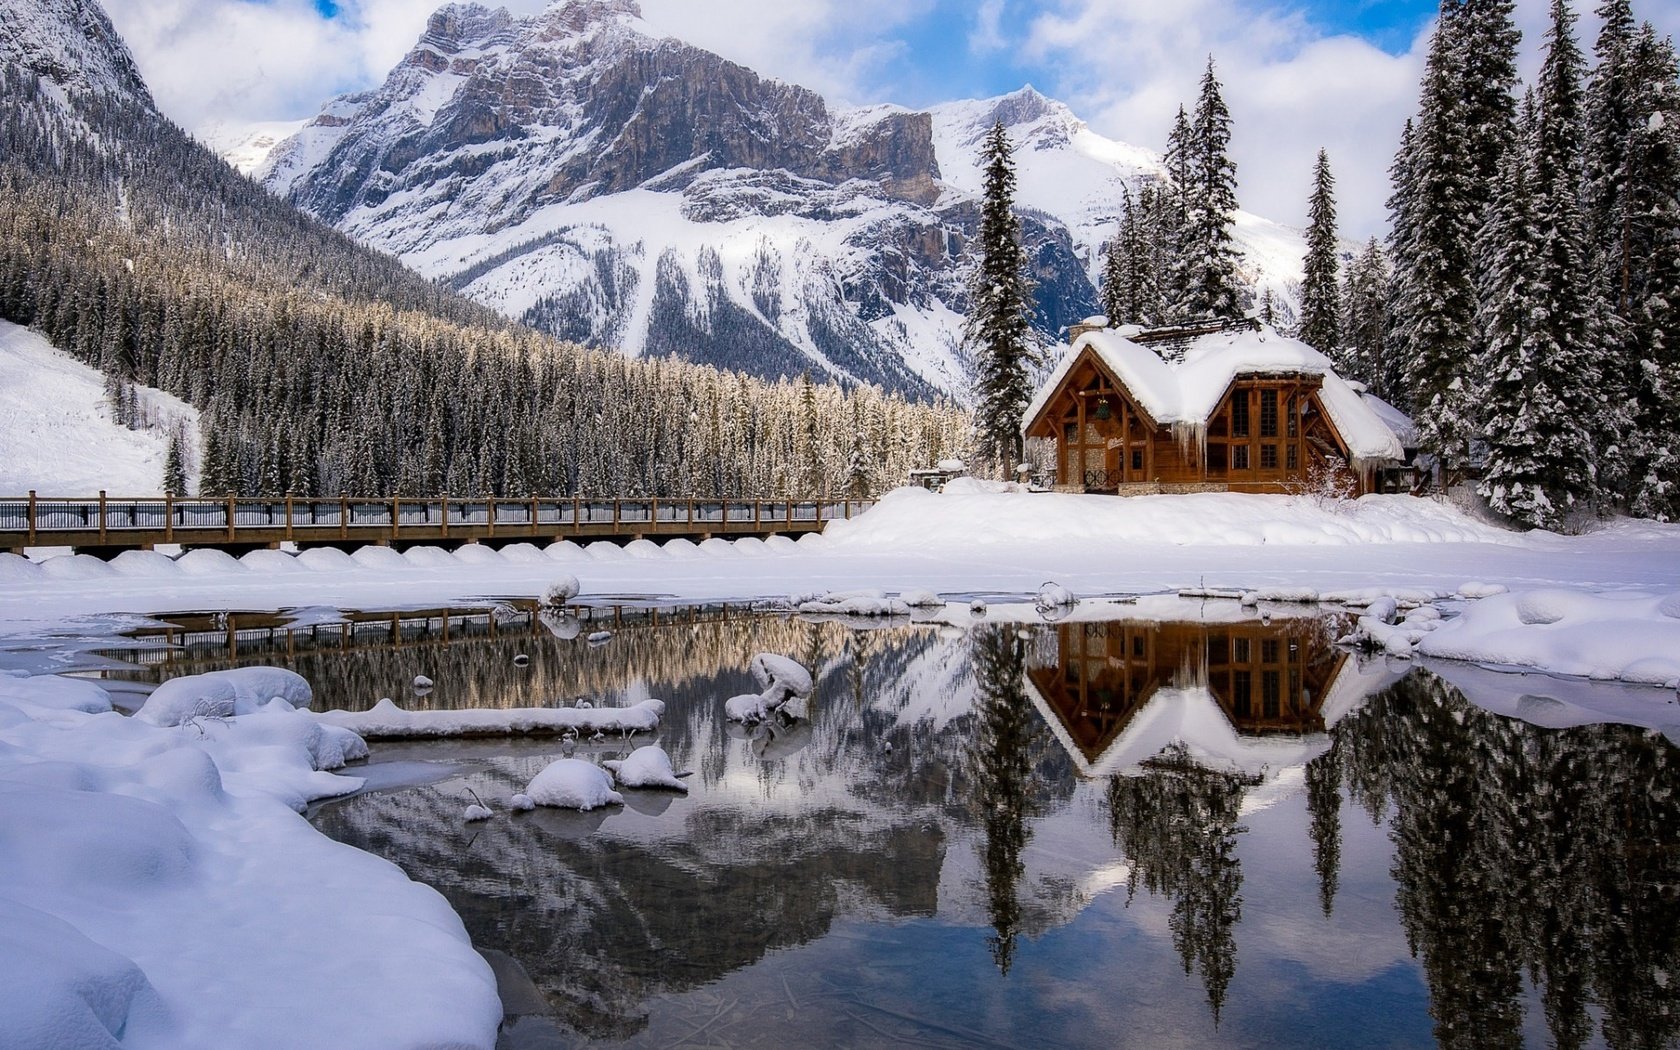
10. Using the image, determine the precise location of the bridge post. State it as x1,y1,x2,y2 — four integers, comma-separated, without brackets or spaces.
651,495,658,533
755,500,762,530
687,498,694,527
442,496,449,538
488,495,496,538
164,493,173,543
285,495,294,542
392,496,400,541
226,495,236,542
613,499,620,531
530,495,539,538
340,494,348,540
98,491,107,543
26,490,36,546
573,495,581,536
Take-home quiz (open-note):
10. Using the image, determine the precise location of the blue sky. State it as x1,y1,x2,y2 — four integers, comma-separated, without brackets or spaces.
107,0,1680,238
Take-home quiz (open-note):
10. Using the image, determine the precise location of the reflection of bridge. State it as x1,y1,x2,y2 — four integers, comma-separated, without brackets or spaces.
1,493,872,556
103,603,761,678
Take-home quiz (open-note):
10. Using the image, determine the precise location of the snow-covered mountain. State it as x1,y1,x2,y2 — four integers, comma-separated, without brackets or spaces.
0,0,154,110
256,0,1309,399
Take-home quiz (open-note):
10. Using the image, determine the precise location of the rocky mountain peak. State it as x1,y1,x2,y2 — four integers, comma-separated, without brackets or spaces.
0,0,154,110
540,0,645,34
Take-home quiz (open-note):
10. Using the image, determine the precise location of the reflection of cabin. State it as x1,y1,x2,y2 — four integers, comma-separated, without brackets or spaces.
1023,616,1352,773
908,458,967,491
1022,317,1407,496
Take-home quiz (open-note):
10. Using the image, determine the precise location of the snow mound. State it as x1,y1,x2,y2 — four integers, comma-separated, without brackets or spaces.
622,539,664,559
351,546,408,570
543,574,581,605
241,549,305,574
798,588,911,617
510,793,536,811
751,653,813,700
0,899,169,1049
464,804,493,822
39,554,116,579
603,745,689,792
0,552,42,581
108,550,180,577
900,588,944,608
0,673,112,714
544,540,588,560
1419,588,1680,685
296,547,355,572
403,545,458,568
496,543,551,564
177,548,246,575
586,541,629,561
525,759,623,810
136,667,313,726
825,488,1518,553
1458,581,1509,599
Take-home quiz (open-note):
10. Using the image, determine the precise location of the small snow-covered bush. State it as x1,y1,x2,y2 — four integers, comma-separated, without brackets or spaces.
524,759,623,811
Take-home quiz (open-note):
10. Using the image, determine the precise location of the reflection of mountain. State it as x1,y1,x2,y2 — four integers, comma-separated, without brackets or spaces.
314,747,943,1038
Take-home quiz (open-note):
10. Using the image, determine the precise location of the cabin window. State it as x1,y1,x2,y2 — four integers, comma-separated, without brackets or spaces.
1233,445,1250,470
1262,671,1281,718
1233,670,1252,718
1231,393,1250,436
1064,422,1077,443
1262,639,1280,663
1207,444,1227,474
1261,444,1278,469
1209,634,1229,665
1131,449,1143,472
1287,444,1299,470
1233,637,1250,663
1260,390,1278,437
1287,396,1298,437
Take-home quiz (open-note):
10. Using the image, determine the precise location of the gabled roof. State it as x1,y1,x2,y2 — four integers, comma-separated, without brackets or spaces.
1024,321,1405,463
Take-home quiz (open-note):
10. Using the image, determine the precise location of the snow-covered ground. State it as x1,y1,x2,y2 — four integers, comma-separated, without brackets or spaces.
0,671,500,1049
0,320,199,495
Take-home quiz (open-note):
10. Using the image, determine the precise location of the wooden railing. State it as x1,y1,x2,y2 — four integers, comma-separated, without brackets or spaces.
0,492,871,553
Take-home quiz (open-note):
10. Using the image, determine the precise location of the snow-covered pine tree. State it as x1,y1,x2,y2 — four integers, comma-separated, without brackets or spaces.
1298,149,1342,357
1170,59,1245,322
1475,101,1570,528
1341,238,1393,398
163,431,187,497
1620,25,1680,519
965,121,1037,478
1528,0,1612,512
1383,119,1419,410
1395,4,1484,476
1457,0,1522,195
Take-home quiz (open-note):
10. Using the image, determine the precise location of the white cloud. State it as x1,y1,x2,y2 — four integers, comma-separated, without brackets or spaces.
104,0,1680,240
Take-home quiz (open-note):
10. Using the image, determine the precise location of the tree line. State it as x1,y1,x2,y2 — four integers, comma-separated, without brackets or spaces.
0,68,968,500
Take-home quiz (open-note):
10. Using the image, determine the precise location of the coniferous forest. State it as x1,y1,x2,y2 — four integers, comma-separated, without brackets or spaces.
0,68,968,500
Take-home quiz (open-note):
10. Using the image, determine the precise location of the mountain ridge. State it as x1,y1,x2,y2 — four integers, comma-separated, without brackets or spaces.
253,0,1310,400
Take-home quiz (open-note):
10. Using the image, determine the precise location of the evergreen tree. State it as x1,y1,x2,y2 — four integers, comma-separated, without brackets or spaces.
1395,3,1484,476
965,121,1037,477
1170,59,1245,321
1298,149,1342,355
1474,106,1573,528
163,432,187,497
1341,238,1394,398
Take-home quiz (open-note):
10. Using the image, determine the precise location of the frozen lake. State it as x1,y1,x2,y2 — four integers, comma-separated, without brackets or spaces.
73,599,1680,1049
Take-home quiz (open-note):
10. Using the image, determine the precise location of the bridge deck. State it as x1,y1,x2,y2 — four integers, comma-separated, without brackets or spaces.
1,494,871,554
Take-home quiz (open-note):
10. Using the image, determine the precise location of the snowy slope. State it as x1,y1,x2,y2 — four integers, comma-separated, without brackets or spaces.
0,321,199,495
253,0,1313,399
0,0,155,109
194,118,309,176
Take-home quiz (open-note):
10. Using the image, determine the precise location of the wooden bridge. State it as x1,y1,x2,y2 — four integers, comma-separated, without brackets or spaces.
0,492,873,557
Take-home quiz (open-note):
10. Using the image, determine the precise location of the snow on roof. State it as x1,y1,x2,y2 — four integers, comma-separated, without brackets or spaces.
1023,323,1405,463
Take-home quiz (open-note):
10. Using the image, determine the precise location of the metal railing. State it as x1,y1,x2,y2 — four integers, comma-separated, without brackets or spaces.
0,492,874,548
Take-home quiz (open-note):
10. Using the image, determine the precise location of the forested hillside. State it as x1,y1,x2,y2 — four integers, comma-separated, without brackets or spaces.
0,51,967,498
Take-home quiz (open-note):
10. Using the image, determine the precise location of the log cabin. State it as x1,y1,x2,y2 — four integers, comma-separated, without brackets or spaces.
1022,317,1408,496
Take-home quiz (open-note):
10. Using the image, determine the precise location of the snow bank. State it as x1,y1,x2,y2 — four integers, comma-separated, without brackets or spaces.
315,696,666,739
0,673,499,1050
797,588,912,617
1418,588,1680,686
136,667,313,727
821,488,1517,552
524,758,623,810
0,671,113,714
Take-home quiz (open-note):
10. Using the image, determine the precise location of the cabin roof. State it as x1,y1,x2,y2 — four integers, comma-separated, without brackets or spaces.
1023,321,1406,463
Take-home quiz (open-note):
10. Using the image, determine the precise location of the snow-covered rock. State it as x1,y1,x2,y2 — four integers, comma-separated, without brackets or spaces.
463,804,493,822
543,574,581,606
603,746,689,792
524,759,623,811
136,667,313,727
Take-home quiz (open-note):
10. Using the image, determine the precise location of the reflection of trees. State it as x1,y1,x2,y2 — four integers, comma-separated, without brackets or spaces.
969,625,1043,974
1304,739,1341,918
1105,750,1248,1022
1331,672,1680,1050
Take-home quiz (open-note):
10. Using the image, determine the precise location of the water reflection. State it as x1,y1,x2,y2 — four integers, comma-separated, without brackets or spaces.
98,602,1680,1047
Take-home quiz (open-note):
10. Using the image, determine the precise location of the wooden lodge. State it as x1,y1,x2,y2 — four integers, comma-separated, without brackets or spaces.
1022,317,1408,496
